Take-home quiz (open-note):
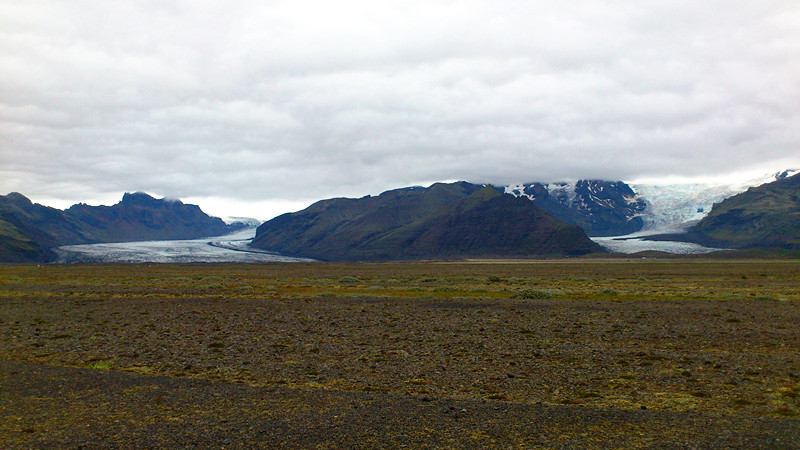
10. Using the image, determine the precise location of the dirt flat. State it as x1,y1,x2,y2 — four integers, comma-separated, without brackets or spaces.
1,261,799,447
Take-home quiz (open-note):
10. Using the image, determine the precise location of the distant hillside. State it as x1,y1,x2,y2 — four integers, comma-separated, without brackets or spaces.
251,183,604,261
65,192,234,243
0,193,95,251
0,192,241,263
684,173,800,250
505,180,646,236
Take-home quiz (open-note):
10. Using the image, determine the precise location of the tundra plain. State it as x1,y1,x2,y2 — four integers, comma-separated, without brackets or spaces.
1,260,799,447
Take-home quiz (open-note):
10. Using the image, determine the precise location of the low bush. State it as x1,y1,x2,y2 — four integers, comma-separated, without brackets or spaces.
511,288,563,299
338,276,362,284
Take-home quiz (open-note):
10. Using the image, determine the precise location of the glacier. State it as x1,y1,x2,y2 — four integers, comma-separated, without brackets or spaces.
507,170,798,254
55,228,313,263
591,233,721,255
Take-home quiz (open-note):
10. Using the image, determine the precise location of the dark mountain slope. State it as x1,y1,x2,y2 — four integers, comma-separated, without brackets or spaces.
685,173,800,250
65,192,232,243
363,187,604,260
251,182,483,259
0,217,55,263
0,192,238,263
0,193,95,249
251,183,604,261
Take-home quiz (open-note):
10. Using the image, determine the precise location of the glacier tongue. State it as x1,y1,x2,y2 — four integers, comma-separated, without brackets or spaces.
631,169,799,233
630,183,741,232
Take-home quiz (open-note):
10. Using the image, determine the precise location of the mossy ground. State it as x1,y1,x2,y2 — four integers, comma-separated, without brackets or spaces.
1,259,799,446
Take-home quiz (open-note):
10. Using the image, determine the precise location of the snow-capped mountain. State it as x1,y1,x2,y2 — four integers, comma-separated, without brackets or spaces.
505,180,647,236
504,170,798,237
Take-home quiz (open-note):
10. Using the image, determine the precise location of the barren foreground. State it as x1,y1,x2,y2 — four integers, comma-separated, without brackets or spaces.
2,260,799,447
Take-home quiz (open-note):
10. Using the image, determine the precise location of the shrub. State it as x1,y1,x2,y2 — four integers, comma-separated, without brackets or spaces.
337,276,362,284
511,288,563,299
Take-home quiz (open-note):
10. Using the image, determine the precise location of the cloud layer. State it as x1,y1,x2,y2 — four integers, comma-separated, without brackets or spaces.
2,0,799,217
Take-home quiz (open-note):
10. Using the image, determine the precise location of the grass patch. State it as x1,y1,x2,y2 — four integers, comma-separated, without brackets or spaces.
88,361,112,370
578,391,603,398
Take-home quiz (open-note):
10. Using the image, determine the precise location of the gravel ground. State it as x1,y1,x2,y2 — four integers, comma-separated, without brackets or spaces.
1,262,799,447
2,359,798,448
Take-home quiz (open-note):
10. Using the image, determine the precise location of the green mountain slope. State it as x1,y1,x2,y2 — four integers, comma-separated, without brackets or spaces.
689,173,800,249
251,183,605,261
0,217,56,262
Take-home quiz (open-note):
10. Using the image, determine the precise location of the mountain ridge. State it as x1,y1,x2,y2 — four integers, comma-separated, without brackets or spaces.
0,192,243,262
687,172,800,250
505,180,647,236
251,182,605,261
4,169,796,263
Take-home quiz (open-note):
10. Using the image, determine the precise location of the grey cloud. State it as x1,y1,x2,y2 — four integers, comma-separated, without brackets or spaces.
2,0,799,217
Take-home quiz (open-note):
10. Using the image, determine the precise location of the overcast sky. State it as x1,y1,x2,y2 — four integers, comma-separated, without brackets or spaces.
2,1,799,219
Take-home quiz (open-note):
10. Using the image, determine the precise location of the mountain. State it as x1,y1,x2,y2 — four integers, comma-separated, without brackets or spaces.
503,171,800,240
681,172,800,250
250,182,483,260
64,192,234,243
505,180,647,236
0,192,241,263
251,182,605,261
0,193,95,250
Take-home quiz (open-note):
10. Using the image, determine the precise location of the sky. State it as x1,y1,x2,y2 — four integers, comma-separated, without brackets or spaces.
2,0,799,220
